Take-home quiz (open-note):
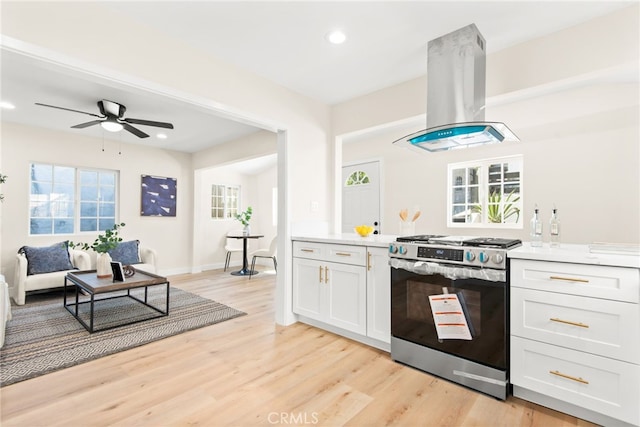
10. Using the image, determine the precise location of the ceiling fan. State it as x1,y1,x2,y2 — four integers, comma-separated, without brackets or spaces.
35,99,174,138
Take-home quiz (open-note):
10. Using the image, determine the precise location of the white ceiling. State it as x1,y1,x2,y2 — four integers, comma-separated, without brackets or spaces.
1,1,635,160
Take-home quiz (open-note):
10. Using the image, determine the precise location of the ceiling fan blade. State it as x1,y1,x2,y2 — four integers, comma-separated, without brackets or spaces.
122,123,149,138
124,118,174,129
35,103,103,118
71,120,103,129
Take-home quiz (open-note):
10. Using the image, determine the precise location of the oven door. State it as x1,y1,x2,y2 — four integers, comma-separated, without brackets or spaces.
391,260,508,370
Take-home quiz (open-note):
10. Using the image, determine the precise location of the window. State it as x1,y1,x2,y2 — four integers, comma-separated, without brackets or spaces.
29,163,118,235
345,170,370,186
448,156,523,228
211,184,240,219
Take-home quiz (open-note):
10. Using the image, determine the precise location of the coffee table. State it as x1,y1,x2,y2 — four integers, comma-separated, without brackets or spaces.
64,269,170,333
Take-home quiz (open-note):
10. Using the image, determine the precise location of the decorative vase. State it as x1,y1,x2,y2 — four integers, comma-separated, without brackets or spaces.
243,224,251,235
96,252,112,278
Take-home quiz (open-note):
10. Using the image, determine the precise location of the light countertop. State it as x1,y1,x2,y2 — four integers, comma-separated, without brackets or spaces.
291,233,397,248
508,242,640,269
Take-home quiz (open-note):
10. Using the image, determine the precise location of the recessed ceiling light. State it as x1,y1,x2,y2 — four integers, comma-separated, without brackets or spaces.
157,133,167,139
0,101,16,110
326,30,347,45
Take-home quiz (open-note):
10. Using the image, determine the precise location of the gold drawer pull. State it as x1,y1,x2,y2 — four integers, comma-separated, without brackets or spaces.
324,266,329,283
549,275,589,283
335,252,352,257
549,370,589,384
319,266,323,282
301,249,315,253
550,318,589,328
367,251,372,271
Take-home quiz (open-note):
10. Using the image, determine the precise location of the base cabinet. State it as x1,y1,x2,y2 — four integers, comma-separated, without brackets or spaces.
292,240,390,347
510,257,640,427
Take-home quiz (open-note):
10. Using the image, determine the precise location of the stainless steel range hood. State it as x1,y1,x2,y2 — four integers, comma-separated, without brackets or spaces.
393,24,519,152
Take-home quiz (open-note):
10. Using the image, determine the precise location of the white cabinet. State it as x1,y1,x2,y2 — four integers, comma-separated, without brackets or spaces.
292,242,366,335
366,246,390,343
292,240,391,347
510,257,640,426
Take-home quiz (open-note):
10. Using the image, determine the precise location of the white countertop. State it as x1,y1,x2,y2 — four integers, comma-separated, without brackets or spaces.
291,233,397,248
508,242,640,269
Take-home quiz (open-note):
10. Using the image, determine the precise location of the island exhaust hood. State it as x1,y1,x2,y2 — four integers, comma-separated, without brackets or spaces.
393,24,519,152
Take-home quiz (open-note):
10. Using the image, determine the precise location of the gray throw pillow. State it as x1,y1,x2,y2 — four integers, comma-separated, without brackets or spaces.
108,240,141,265
20,241,74,276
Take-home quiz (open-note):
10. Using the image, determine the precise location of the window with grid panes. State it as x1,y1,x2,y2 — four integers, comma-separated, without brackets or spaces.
211,184,240,219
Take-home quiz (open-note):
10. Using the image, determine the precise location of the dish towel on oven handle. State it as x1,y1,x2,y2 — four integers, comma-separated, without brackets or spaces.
389,258,506,282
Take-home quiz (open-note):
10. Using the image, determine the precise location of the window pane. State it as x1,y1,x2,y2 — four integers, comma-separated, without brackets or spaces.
100,185,115,202
99,202,115,217
31,181,52,195
81,185,98,200
54,166,75,183
30,219,52,235
98,218,115,231
99,172,115,185
467,187,479,203
80,218,97,232
81,202,98,216
468,167,479,185
54,219,74,234
30,164,52,181
452,169,465,186
80,170,98,185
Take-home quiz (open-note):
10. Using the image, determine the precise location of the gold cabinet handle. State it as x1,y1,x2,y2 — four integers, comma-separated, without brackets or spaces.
301,248,315,253
367,251,372,271
335,252,352,257
549,275,589,283
324,266,329,283
319,265,323,283
549,370,589,384
550,318,589,328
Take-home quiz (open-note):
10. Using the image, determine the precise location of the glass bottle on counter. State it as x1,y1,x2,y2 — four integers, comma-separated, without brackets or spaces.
549,207,560,248
530,206,543,247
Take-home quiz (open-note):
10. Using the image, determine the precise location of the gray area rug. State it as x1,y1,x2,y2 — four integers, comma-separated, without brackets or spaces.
0,287,246,387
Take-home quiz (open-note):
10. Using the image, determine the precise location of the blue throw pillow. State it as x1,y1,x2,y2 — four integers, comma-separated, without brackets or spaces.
20,241,74,276
108,240,141,265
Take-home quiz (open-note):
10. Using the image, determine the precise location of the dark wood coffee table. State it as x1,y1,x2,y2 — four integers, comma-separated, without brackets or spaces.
64,269,170,333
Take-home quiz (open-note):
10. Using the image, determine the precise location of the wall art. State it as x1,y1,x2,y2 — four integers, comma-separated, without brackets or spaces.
141,174,177,217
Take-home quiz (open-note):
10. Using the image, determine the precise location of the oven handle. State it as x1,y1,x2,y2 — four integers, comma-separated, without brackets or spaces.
389,258,507,282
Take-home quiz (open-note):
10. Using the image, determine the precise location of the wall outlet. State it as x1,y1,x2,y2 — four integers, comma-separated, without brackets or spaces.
310,201,319,213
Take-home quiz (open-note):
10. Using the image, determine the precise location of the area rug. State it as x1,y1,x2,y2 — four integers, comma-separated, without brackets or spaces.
0,287,246,387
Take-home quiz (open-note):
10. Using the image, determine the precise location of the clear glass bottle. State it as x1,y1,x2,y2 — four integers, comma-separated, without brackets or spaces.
530,206,543,247
549,208,560,248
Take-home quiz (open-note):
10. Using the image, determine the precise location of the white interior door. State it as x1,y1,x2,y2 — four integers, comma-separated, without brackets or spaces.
342,161,381,234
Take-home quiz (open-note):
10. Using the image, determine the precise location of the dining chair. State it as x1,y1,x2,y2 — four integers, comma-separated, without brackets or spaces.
224,230,244,271
249,235,277,278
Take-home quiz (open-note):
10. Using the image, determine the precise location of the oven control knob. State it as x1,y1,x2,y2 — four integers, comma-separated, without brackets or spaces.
388,244,398,254
492,253,504,264
478,252,489,263
398,245,407,255
465,251,475,261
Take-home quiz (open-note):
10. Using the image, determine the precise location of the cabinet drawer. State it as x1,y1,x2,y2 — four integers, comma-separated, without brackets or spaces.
511,260,640,303
324,244,366,266
511,288,640,362
292,241,325,261
511,336,640,426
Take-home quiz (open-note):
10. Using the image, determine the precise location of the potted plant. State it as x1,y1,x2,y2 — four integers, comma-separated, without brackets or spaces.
235,206,253,235
70,223,125,277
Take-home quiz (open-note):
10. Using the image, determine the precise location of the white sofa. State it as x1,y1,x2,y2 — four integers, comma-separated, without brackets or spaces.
12,246,157,306
12,249,91,306
1,274,11,347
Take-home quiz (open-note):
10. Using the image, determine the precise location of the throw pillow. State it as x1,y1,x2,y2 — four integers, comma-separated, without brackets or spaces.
20,241,74,276
108,240,141,265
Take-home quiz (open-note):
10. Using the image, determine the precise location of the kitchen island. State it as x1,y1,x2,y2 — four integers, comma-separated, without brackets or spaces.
291,233,396,351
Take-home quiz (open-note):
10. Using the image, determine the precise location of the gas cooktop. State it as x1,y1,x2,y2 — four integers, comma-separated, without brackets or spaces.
396,234,521,249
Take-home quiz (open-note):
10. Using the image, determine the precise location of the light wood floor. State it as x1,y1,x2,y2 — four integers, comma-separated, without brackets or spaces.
0,267,597,427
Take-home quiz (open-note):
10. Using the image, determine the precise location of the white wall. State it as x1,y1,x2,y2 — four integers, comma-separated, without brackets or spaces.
338,5,640,245
0,122,193,277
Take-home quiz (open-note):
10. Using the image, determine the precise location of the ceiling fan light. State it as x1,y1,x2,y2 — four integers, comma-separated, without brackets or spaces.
101,120,123,132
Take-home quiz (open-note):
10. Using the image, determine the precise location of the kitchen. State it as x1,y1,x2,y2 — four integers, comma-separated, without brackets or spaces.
1,2,638,425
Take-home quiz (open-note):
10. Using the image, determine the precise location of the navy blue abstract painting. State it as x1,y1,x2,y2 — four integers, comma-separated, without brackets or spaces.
141,175,177,217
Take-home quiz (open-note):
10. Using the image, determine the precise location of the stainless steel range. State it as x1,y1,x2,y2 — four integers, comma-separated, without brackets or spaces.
389,234,521,400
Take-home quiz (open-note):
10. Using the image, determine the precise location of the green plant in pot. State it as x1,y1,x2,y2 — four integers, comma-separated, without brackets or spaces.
235,206,253,234
473,190,520,224
70,223,125,277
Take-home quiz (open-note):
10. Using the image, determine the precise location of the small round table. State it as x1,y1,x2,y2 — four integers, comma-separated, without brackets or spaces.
227,233,264,276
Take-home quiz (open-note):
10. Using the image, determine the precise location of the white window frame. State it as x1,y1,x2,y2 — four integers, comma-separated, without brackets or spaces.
29,162,119,236
211,184,241,220
447,155,523,229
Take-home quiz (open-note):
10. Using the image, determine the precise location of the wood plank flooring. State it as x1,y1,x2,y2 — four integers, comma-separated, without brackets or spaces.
0,268,597,426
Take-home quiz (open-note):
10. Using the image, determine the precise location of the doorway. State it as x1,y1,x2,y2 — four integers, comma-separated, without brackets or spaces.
341,160,381,234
